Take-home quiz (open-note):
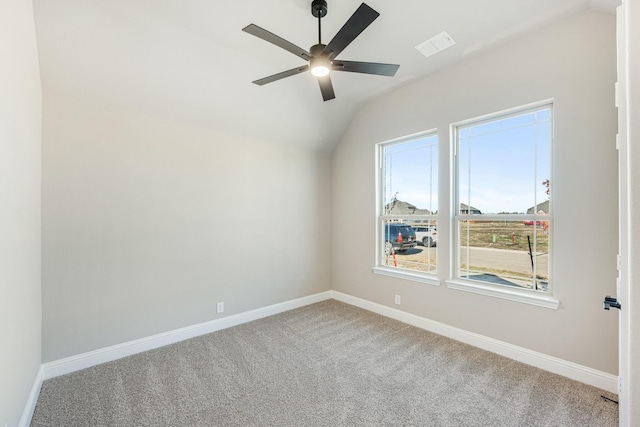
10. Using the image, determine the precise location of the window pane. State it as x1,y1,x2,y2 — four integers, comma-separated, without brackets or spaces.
383,135,438,215
458,110,550,215
381,220,437,274
379,133,438,276
458,220,549,291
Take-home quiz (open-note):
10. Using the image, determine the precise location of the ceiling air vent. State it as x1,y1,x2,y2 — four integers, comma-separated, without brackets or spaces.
415,31,456,59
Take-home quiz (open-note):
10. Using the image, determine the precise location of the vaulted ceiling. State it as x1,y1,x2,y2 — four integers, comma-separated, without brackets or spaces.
33,0,618,151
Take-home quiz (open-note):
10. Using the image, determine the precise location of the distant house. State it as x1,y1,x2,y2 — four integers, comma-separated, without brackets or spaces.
526,200,550,214
386,199,431,215
385,199,433,223
459,203,482,215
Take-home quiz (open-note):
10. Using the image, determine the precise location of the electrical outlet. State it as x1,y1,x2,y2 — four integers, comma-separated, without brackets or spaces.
217,302,224,314
394,294,401,305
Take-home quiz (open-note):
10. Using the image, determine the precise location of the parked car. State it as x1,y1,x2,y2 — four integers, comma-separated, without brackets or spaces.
414,226,437,247
384,224,416,254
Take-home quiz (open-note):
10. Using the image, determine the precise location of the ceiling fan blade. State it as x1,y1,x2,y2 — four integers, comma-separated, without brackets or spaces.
322,3,379,60
253,65,309,86
318,75,335,101
243,24,312,61
332,60,399,76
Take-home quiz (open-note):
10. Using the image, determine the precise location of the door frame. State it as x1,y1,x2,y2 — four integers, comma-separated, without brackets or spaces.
616,1,638,425
616,3,629,425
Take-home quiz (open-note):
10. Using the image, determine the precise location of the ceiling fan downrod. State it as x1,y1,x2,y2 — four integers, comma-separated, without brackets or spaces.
311,0,328,44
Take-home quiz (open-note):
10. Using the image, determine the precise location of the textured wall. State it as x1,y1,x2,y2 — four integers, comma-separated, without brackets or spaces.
331,11,619,374
0,0,43,425
40,96,331,362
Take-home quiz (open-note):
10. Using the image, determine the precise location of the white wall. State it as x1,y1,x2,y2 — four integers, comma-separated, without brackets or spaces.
332,11,619,373
41,95,331,362
0,0,43,425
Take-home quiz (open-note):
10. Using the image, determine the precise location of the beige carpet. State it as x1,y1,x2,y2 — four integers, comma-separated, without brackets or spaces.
31,300,619,426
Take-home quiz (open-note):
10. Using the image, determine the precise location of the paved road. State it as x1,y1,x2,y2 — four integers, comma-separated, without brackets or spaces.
459,246,548,275
389,245,548,278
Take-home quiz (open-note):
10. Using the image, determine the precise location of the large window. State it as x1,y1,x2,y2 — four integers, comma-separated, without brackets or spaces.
454,104,552,293
373,103,556,306
377,133,438,277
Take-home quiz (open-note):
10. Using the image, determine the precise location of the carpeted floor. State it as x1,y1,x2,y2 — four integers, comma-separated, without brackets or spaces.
31,300,619,426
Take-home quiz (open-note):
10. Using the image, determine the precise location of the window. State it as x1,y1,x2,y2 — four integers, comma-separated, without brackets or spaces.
375,133,438,281
453,104,552,293
372,103,557,307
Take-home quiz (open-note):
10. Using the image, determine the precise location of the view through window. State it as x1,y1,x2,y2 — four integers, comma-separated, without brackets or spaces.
455,104,552,292
379,133,438,274
376,103,552,294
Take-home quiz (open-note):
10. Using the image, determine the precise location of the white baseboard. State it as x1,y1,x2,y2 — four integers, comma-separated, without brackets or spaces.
41,291,333,381
19,365,43,427
330,290,618,394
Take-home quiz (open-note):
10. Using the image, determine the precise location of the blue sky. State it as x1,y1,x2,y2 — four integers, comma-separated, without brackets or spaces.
384,135,439,213
384,108,551,214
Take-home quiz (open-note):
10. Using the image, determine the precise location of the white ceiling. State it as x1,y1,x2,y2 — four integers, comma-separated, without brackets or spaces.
33,0,618,151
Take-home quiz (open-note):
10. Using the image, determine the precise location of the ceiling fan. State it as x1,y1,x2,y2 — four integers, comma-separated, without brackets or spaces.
242,1,400,102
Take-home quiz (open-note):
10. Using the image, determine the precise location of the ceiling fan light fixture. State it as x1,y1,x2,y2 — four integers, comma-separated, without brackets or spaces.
310,57,331,77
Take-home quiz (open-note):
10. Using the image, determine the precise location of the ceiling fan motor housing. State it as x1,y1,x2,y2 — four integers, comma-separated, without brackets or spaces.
310,43,327,57
311,0,328,18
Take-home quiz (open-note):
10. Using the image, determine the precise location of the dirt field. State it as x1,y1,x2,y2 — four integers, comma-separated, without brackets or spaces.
459,220,549,252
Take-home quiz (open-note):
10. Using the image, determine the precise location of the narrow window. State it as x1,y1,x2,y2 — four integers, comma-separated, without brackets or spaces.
454,104,552,292
377,133,438,275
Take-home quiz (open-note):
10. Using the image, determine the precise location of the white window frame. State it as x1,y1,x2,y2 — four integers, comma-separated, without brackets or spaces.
372,130,440,286
446,100,559,309
370,102,560,309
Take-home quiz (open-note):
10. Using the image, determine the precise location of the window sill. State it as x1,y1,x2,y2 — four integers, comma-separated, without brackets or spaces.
372,267,441,286
446,279,560,309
